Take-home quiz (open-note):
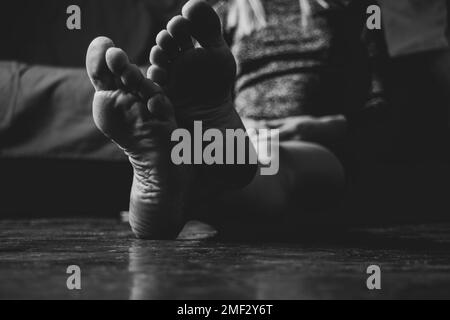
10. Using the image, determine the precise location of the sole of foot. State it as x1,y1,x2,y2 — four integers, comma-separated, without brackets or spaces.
86,36,187,239
148,0,257,189
86,0,258,239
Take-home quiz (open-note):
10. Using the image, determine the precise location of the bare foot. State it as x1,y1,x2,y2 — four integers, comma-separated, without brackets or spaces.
85,1,257,239
148,0,257,189
86,37,188,239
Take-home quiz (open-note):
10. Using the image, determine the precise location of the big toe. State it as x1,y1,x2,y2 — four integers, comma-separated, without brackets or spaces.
181,0,225,48
86,36,117,91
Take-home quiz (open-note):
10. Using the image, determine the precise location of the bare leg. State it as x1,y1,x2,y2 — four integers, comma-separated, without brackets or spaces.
198,141,346,238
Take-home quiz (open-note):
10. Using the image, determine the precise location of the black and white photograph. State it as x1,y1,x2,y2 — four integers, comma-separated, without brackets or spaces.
0,0,449,304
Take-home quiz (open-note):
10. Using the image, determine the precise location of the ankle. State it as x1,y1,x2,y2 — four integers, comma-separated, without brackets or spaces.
129,164,187,239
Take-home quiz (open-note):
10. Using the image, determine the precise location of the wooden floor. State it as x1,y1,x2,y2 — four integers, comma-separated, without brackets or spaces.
1,219,450,299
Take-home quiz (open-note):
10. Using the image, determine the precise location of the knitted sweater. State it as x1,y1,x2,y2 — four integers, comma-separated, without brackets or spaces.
215,0,388,126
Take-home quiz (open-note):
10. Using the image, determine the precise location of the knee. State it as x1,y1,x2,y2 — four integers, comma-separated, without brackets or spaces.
283,142,346,209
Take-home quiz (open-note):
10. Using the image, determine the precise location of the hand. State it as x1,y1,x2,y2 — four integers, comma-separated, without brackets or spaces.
265,116,319,141
241,118,273,131
265,115,347,143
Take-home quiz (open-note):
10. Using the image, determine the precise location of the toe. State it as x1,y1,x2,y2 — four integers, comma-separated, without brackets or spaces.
86,36,117,91
105,47,141,89
105,47,163,101
147,93,175,121
105,47,131,78
147,65,168,86
156,30,180,60
149,45,170,68
181,0,225,48
167,16,194,51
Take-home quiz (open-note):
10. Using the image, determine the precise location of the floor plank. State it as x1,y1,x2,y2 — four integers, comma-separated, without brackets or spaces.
0,219,450,299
